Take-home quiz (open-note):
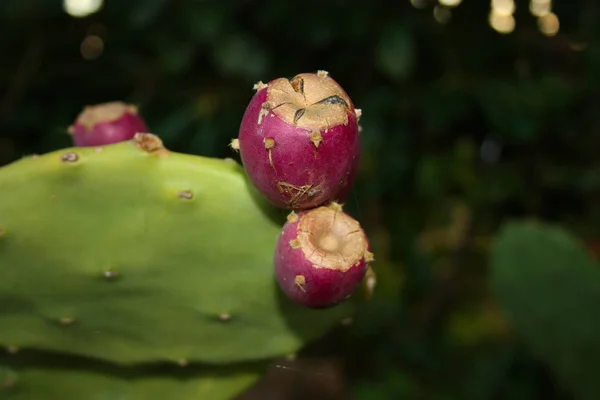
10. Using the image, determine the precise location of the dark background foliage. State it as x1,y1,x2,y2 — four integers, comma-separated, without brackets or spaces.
1,0,599,399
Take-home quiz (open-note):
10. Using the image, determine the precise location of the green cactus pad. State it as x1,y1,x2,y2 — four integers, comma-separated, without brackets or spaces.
0,351,263,400
0,134,353,365
490,221,600,400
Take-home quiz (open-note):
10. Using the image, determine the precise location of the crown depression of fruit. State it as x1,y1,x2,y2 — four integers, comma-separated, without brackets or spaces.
68,101,149,147
231,70,362,210
274,202,374,308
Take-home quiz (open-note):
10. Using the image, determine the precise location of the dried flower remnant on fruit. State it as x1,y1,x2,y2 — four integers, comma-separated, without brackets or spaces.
267,73,352,131
296,205,367,273
276,181,323,209
75,102,138,131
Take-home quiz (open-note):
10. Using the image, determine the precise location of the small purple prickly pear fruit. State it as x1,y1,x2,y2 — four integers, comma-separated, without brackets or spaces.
231,70,362,210
68,101,149,147
274,202,374,309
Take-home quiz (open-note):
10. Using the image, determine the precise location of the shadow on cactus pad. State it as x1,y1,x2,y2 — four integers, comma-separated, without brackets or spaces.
0,349,264,399
0,134,354,366
490,221,600,400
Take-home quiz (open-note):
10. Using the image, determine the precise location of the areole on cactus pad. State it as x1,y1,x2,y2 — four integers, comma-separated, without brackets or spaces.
231,70,362,210
0,133,357,365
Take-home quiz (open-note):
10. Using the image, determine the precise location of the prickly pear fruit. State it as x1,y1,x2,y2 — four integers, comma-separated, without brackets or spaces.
274,202,374,308
68,101,148,146
231,70,362,210
0,352,264,400
0,133,354,365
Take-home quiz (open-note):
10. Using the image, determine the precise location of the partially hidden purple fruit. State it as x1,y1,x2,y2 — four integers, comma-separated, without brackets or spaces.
68,101,149,147
231,70,362,210
274,202,375,309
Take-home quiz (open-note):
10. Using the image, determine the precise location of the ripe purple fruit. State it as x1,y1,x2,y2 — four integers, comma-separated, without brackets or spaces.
274,202,374,309
68,101,149,147
231,70,362,210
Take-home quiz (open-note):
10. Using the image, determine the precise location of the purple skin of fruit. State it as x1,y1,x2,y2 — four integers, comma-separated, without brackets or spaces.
274,202,375,309
68,101,149,147
232,70,362,210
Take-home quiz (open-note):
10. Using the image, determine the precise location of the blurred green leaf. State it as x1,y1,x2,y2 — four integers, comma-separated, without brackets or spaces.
212,33,269,81
490,221,600,400
187,3,230,43
128,0,168,28
376,24,415,82
354,369,420,400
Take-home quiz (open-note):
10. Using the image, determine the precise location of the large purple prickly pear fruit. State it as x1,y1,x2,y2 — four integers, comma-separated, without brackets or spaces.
231,70,362,210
